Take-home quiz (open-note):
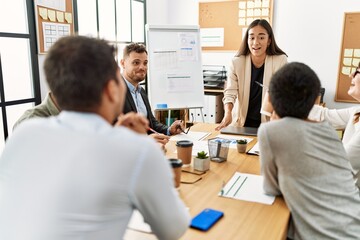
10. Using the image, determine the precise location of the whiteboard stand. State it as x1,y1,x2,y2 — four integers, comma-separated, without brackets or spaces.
167,110,171,126
198,108,205,122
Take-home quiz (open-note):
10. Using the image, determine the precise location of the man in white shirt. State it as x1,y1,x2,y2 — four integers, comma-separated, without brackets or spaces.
0,36,190,240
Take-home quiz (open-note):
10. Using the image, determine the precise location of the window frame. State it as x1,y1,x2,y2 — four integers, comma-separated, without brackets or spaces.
74,0,147,89
0,0,41,140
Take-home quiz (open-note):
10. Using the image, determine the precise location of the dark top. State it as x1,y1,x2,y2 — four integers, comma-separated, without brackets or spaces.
122,81,169,135
244,62,264,128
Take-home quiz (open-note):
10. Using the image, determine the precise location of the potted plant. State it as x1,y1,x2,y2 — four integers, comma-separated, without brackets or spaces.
193,151,210,171
236,139,248,153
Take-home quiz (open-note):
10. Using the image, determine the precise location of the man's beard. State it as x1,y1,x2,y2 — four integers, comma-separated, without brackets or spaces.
133,73,146,83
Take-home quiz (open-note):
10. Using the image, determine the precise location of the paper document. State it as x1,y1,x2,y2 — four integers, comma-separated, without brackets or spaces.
219,172,275,205
36,0,66,11
174,140,208,156
127,210,152,233
170,131,211,142
217,134,253,149
191,140,208,155
247,142,260,155
167,74,193,93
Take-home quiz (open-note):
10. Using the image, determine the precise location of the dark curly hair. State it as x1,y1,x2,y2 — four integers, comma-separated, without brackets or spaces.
269,62,321,119
123,43,147,58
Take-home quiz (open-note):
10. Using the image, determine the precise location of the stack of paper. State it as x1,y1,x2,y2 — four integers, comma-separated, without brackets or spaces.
247,142,260,155
219,172,275,205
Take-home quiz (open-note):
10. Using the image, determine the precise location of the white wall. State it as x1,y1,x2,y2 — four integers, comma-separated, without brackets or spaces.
273,0,360,108
38,0,360,108
146,0,168,25
151,0,360,109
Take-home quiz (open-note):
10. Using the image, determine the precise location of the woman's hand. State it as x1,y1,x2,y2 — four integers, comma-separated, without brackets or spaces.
215,112,232,131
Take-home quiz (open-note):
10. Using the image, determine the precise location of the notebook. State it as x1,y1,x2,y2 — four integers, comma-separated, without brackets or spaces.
220,126,258,136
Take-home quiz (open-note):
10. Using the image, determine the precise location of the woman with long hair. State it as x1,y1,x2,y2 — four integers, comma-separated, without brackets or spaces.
216,19,287,130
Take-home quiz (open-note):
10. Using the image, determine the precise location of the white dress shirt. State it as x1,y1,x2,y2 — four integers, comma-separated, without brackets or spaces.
0,111,190,240
123,77,148,117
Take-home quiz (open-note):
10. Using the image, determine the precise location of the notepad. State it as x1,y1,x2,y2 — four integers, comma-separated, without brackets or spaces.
247,142,260,155
219,172,275,205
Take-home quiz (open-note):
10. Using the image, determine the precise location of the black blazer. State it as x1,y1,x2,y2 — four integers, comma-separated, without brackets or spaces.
123,84,169,135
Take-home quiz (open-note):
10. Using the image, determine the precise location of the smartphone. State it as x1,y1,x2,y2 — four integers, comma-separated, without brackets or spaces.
190,208,224,231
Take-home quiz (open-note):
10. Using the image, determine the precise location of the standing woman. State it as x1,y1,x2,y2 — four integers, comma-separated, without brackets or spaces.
216,19,287,130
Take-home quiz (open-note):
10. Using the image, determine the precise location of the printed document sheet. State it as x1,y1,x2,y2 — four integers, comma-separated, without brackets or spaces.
217,134,253,149
247,141,260,155
170,131,211,142
173,140,209,156
128,210,152,233
219,172,275,205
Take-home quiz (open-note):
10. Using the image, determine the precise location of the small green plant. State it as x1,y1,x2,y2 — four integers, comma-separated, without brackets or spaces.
196,151,208,159
236,139,248,144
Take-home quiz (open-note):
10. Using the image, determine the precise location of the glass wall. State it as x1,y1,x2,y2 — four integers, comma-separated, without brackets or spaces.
76,0,146,62
0,0,40,151
0,0,146,152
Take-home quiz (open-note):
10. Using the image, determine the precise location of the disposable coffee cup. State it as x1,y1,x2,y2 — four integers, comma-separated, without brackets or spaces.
176,140,193,166
169,158,183,188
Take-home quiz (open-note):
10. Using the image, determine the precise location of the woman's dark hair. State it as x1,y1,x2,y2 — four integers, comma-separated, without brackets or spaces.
269,62,321,119
236,19,287,57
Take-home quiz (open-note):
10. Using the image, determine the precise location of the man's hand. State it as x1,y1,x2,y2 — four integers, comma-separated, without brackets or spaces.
150,133,170,145
115,113,149,134
169,120,185,135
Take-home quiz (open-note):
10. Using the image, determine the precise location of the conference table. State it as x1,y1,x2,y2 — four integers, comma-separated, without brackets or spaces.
125,123,290,240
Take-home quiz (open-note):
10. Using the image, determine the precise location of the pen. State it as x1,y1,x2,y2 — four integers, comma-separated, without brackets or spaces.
176,120,186,134
254,81,268,90
148,127,160,135
220,181,226,196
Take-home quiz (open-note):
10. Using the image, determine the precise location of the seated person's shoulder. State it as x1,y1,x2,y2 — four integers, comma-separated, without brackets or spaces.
259,118,301,137
13,107,53,130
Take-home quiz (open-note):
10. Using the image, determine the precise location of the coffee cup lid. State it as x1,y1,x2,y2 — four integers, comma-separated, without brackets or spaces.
176,140,193,147
169,158,183,168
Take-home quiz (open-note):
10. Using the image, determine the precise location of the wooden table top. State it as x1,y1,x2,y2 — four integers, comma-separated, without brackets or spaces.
125,123,290,240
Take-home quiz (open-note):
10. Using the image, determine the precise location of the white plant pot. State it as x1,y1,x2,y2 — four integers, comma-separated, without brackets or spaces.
237,143,247,153
193,157,210,171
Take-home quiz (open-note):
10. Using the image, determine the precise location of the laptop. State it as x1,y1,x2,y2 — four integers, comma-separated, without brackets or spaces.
220,126,258,136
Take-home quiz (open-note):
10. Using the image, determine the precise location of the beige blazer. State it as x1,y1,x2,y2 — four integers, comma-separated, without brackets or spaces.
223,54,287,127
